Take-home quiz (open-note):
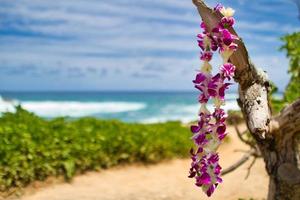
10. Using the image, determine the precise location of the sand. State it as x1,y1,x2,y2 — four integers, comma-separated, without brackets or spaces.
10,125,268,200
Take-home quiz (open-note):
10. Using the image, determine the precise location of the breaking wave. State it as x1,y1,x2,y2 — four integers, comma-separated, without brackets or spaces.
0,97,146,118
140,100,239,123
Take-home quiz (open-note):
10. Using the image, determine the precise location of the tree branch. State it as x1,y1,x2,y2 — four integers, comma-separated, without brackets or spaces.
192,0,250,81
192,0,272,139
270,98,300,136
192,1,300,198
245,156,257,179
221,149,256,176
234,123,255,148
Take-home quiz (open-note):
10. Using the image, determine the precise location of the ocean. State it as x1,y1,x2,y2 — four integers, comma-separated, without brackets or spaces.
0,91,240,123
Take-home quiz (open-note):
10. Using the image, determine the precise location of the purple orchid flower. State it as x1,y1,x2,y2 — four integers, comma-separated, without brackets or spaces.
220,17,235,28
200,51,213,61
221,63,235,80
214,3,223,12
189,3,237,197
221,29,234,46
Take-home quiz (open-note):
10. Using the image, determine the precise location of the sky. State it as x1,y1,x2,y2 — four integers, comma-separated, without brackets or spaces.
0,0,299,91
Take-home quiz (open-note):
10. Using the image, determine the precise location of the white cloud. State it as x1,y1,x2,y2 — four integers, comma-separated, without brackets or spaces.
0,0,295,91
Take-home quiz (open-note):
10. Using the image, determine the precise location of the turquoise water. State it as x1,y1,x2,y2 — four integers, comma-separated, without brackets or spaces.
0,91,239,123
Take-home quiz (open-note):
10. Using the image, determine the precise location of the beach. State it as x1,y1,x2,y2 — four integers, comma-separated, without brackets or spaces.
8,124,268,200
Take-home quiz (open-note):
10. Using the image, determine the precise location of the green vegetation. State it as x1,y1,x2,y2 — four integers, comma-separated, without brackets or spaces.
280,32,300,103
270,32,300,113
0,106,191,191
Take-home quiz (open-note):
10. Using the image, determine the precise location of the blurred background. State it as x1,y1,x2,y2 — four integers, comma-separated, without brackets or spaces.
0,0,299,200
0,0,299,122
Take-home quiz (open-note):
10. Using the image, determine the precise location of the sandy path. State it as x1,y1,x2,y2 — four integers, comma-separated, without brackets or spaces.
16,125,268,200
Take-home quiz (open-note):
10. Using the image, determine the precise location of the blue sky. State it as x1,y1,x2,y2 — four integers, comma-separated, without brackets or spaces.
0,0,299,91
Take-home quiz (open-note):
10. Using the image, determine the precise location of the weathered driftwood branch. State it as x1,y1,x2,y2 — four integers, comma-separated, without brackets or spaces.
245,156,257,179
270,98,300,135
221,149,255,176
192,0,271,140
192,1,300,199
264,98,300,200
234,123,256,148
221,125,261,177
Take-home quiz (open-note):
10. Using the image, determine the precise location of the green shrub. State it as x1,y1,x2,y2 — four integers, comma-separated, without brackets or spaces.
281,32,300,104
0,107,192,191
271,32,300,113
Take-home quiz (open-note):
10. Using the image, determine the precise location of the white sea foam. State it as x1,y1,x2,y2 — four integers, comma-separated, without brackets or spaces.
0,94,239,122
141,116,197,124
0,99,146,118
140,100,239,124
0,96,18,114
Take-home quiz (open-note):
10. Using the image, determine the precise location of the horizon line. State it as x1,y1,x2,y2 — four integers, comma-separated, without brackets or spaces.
0,90,285,93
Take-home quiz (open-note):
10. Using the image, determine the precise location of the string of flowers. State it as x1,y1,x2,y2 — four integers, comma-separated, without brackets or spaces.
188,4,238,197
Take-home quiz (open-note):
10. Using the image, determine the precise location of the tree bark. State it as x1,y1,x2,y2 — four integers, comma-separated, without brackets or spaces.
266,99,300,200
192,1,300,199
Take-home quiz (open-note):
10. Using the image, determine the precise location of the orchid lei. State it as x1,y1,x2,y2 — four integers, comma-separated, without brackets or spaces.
188,4,238,197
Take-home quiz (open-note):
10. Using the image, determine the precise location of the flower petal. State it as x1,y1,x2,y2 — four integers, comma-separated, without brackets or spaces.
191,125,200,133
